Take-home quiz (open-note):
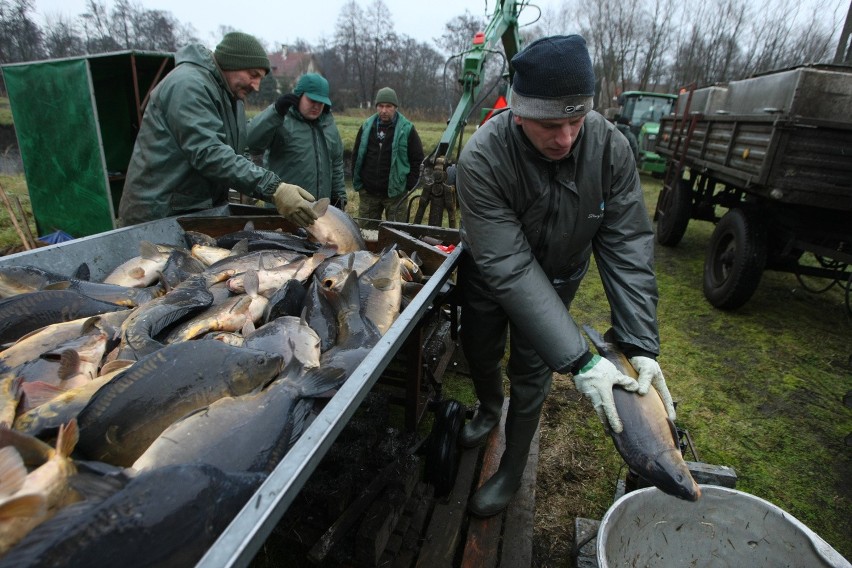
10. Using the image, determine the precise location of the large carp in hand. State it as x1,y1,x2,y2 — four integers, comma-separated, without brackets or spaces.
0,463,265,568
306,198,367,254
76,340,284,467
582,325,700,502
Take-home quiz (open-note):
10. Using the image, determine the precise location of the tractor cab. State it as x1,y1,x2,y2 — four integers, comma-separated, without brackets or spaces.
615,91,677,176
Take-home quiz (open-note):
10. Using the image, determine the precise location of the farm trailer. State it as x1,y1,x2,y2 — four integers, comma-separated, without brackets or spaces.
653,64,852,312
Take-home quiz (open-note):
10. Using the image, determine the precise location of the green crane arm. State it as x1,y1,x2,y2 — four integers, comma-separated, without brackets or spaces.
411,0,523,227
433,0,522,163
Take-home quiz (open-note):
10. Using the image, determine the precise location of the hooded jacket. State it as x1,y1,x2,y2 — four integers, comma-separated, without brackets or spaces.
456,110,659,373
246,104,346,203
118,44,280,226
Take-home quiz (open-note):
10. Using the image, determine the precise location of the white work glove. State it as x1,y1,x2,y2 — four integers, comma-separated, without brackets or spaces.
573,355,639,433
629,356,676,422
273,183,317,228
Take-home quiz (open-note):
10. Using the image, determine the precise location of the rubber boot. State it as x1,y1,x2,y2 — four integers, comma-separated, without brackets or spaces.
468,410,541,517
458,369,504,448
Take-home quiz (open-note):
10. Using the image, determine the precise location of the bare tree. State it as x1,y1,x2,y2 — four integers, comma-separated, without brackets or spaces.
42,13,84,58
0,0,45,63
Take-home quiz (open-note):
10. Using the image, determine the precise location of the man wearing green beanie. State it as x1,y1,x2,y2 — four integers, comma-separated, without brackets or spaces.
351,86,424,229
246,72,348,211
119,31,317,228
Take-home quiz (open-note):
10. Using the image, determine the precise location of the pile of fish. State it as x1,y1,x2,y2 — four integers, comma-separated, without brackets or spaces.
0,200,427,566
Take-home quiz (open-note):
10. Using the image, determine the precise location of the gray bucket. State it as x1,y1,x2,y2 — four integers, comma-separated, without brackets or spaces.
597,485,850,568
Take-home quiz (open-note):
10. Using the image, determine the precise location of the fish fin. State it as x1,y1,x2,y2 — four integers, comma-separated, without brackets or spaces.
243,269,260,297
312,198,330,217
243,220,256,232
409,250,423,267
315,245,339,259
0,423,53,466
241,320,255,336
296,365,347,398
57,349,81,381
55,419,79,459
399,264,414,283
19,381,65,411
0,446,26,497
74,262,91,281
231,238,250,255
138,240,160,260
0,492,47,519
100,359,134,376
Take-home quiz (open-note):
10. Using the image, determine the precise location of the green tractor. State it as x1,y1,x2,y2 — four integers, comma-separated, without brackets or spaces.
615,91,677,176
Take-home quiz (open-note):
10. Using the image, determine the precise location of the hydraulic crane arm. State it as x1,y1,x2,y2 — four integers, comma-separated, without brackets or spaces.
411,0,524,227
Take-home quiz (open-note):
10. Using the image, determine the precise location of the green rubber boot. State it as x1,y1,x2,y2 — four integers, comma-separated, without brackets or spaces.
458,370,504,448
468,411,540,517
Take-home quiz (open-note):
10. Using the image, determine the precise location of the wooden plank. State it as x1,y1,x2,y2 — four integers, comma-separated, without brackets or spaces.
460,401,509,568
500,419,539,568
416,445,480,568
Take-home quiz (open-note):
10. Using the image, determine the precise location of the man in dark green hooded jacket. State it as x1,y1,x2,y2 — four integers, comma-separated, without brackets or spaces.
118,32,317,228
246,73,347,210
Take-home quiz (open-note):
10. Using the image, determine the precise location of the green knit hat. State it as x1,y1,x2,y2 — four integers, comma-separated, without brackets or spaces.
214,32,270,74
375,87,399,107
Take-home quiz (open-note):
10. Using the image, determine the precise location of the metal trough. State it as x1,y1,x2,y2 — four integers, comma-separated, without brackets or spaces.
0,207,463,567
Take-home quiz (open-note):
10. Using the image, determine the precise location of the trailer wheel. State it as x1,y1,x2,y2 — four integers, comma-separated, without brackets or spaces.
424,398,465,497
655,179,692,247
703,208,767,309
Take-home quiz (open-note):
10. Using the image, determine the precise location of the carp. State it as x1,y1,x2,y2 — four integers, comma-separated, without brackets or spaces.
101,241,172,288
358,245,403,336
0,463,265,568
306,198,367,254
132,363,345,473
76,340,284,467
0,290,128,347
583,325,701,502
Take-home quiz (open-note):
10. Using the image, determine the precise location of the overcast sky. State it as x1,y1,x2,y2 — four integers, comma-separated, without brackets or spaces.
31,0,565,50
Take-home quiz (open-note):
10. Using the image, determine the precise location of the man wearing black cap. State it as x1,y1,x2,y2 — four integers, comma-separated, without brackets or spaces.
351,87,425,229
119,32,316,228
456,35,676,517
247,73,348,210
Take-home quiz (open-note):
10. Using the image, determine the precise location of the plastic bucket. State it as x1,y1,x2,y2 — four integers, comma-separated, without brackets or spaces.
597,485,850,568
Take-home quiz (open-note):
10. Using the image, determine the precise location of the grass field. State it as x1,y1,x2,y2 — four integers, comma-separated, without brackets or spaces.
1,110,849,564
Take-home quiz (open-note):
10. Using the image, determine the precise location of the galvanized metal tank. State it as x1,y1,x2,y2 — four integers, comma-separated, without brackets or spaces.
597,485,850,568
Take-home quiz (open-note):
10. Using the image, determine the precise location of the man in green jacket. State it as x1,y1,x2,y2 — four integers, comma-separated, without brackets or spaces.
246,73,347,210
118,32,316,228
351,87,424,229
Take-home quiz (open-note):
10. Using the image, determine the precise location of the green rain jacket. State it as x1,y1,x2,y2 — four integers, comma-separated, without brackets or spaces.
246,104,346,203
456,110,660,373
118,44,280,225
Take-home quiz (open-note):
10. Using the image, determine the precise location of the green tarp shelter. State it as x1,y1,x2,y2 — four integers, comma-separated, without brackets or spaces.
3,51,174,237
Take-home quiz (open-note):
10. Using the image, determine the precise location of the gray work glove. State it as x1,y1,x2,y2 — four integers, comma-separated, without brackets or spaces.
573,354,639,433
629,356,676,422
273,183,317,228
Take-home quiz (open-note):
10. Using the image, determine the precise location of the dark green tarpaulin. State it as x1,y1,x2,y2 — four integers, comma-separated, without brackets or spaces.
3,51,174,237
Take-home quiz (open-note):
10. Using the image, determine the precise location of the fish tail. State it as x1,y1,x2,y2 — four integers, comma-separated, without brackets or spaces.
55,419,79,459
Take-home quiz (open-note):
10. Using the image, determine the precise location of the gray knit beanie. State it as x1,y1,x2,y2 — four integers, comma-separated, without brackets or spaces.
511,35,595,119
375,87,399,107
214,32,271,74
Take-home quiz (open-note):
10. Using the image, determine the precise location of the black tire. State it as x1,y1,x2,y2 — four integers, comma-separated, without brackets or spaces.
424,399,465,497
703,208,767,309
656,179,692,247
